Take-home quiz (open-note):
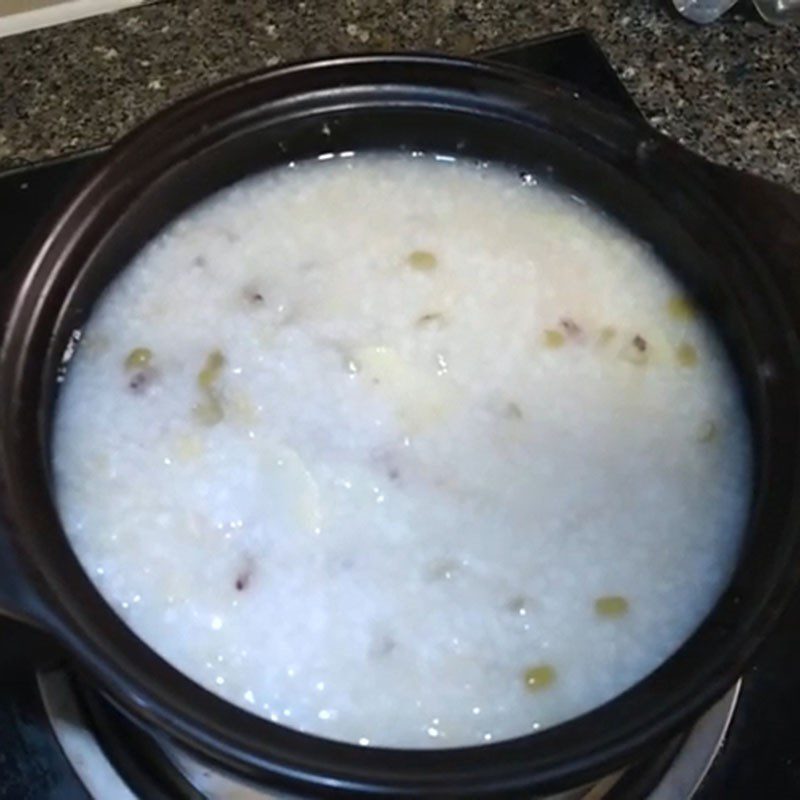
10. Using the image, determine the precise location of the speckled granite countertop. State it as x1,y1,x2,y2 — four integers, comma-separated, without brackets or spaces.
0,0,798,189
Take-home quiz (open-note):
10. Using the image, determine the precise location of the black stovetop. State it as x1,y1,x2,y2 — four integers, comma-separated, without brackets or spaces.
0,30,798,800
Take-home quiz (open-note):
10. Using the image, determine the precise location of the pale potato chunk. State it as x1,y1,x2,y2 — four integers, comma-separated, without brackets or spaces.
352,345,458,432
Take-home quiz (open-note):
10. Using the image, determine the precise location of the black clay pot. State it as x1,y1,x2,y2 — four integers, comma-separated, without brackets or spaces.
2,54,800,799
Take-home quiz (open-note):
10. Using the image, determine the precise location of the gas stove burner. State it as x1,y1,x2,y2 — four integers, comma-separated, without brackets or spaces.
37,668,740,800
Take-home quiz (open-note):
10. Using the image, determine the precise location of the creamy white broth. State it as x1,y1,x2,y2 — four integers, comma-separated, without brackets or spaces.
53,154,751,748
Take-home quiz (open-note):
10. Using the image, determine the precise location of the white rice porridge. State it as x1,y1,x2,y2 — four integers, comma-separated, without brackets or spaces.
53,154,751,748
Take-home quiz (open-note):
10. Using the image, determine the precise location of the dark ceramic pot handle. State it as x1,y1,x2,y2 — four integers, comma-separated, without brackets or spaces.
0,484,51,630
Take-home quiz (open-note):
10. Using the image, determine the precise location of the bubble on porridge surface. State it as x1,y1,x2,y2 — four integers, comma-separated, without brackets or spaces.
53,153,751,749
